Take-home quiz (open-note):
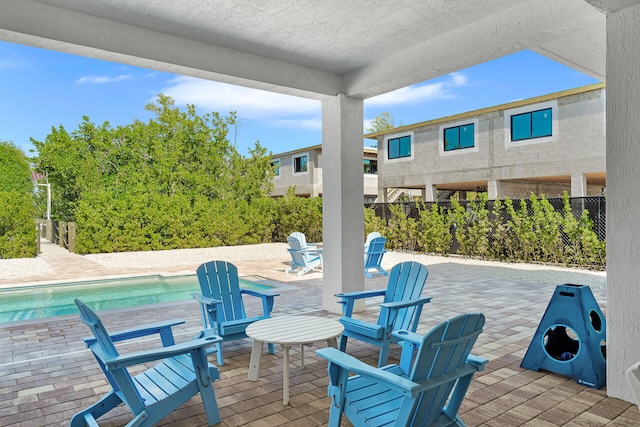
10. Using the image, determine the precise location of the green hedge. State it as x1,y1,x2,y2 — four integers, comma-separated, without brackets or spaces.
0,191,36,258
73,188,324,255
73,189,605,270
273,188,323,243
0,142,36,258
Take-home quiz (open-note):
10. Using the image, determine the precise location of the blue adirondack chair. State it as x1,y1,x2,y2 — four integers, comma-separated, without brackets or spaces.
364,231,381,252
71,299,222,427
337,261,431,367
193,260,279,365
286,235,323,276
364,236,388,278
289,231,316,250
317,313,488,427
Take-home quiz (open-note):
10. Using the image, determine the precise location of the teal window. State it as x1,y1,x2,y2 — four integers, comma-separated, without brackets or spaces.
444,123,474,151
271,159,280,176
511,108,552,141
388,135,411,159
294,155,307,173
364,159,378,174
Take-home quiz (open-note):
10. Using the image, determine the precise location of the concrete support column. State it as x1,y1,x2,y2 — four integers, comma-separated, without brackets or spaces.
487,180,502,200
571,173,587,197
422,183,437,202
378,187,387,203
321,94,365,314
311,178,320,198
311,154,321,197
605,2,640,402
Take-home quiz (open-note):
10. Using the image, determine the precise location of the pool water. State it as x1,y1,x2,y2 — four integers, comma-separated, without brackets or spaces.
0,274,272,323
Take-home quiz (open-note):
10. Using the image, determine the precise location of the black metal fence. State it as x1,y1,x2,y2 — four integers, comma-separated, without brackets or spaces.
365,196,606,254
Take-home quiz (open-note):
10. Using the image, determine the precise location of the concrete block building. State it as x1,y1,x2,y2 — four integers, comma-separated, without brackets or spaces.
270,145,379,202
367,83,606,202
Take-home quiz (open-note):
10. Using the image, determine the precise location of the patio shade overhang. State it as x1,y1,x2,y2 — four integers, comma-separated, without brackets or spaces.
0,0,606,99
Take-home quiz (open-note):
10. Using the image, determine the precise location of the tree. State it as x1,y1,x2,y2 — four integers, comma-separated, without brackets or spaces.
0,141,33,194
33,95,278,253
229,141,275,203
366,112,399,133
0,141,36,258
274,187,323,243
31,122,106,220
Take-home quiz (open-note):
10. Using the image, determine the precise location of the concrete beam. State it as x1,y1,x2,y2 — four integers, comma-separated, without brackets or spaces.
343,0,604,98
0,0,342,99
586,0,640,14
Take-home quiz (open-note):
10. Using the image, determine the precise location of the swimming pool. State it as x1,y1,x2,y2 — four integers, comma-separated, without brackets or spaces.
0,274,274,323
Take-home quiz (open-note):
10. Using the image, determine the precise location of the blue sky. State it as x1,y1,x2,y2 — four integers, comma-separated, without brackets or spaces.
0,40,600,157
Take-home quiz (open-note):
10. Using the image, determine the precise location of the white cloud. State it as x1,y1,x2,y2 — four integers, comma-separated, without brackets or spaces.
271,117,322,131
366,82,447,106
0,59,22,70
158,76,320,120
366,72,469,107
449,72,468,87
75,74,132,85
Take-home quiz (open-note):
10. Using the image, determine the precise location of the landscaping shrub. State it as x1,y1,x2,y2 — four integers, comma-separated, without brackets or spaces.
0,142,36,258
364,206,386,238
0,191,36,258
385,204,418,251
363,192,605,269
530,194,564,263
449,196,491,258
416,202,451,255
273,188,323,243
488,199,511,260
561,193,606,268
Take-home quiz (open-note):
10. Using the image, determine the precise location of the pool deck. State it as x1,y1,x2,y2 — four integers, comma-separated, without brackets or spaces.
1,242,638,426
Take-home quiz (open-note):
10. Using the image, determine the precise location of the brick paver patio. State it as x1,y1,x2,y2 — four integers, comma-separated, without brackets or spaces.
1,242,638,426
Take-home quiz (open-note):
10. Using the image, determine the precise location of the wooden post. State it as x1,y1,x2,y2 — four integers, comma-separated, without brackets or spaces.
68,222,76,253
35,223,41,254
59,221,67,248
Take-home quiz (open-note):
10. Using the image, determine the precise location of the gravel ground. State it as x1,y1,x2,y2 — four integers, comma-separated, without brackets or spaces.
0,258,54,280
0,242,606,288
83,243,292,269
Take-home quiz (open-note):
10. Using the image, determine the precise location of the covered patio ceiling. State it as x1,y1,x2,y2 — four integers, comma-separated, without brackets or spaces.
0,0,608,100
4,0,640,406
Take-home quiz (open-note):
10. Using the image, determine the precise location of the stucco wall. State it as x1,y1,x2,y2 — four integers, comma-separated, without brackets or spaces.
270,148,320,197
271,147,379,199
377,86,606,198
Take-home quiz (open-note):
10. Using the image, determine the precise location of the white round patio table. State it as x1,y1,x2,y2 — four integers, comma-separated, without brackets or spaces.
246,315,344,405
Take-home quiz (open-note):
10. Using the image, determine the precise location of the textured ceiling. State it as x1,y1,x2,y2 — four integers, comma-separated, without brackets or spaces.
0,0,613,98
30,0,532,75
